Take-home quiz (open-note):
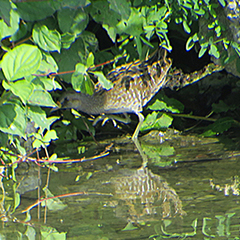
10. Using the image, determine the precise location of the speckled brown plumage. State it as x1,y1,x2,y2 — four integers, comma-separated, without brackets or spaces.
60,49,172,140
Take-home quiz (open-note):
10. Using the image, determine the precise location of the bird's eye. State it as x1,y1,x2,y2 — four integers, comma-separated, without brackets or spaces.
63,97,69,103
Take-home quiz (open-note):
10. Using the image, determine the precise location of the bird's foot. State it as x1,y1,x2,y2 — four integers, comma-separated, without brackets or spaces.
92,113,131,127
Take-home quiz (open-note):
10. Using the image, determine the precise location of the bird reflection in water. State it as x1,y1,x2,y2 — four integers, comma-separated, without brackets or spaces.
106,167,186,222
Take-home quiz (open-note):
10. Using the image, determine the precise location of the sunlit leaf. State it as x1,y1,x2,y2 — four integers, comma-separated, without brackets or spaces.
38,52,59,75
148,98,184,113
42,129,58,143
61,32,76,49
116,8,145,36
28,89,57,107
2,79,33,104
141,112,173,131
71,62,94,94
13,191,21,212
33,24,61,53
32,139,43,149
86,52,94,68
199,45,208,58
218,0,226,7
209,44,220,58
183,20,191,33
186,33,198,51
11,19,27,42
0,9,20,41
37,77,62,91
93,71,113,90
27,106,50,130
215,25,221,37
1,44,42,81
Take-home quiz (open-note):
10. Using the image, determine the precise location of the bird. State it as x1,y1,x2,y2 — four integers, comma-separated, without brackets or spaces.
58,49,172,165
58,49,223,165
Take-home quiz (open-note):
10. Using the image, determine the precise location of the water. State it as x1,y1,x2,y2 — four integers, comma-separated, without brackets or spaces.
1,130,240,239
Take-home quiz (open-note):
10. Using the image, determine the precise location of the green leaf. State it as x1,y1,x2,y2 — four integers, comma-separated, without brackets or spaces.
81,74,94,95
60,0,90,8
0,0,11,26
116,8,145,36
38,52,59,75
148,98,184,113
183,20,191,34
93,71,113,90
27,106,58,131
86,52,94,68
186,34,198,51
32,139,44,149
72,72,85,92
0,102,26,137
141,112,173,131
0,9,20,41
88,1,120,27
212,100,232,113
38,77,62,91
135,36,142,58
155,113,173,128
148,100,167,111
218,0,226,7
33,24,61,53
202,117,234,136
198,45,208,58
75,61,87,73
209,44,220,58
2,79,33,104
121,222,138,231
158,145,175,156
58,8,89,35
215,25,221,37
40,226,66,239
61,32,76,49
71,66,94,94
71,63,95,94
237,57,240,74
58,8,76,33
28,89,57,107
52,33,97,83
41,188,66,211
1,44,42,81
42,129,58,143
11,20,28,42
15,1,59,21
140,36,154,48
108,0,131,20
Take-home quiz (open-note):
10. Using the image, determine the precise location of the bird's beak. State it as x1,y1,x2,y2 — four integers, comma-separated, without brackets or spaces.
50,101,61,112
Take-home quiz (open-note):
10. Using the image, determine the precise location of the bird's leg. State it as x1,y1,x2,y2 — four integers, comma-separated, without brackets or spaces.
131,113,148,168
93,113,131,127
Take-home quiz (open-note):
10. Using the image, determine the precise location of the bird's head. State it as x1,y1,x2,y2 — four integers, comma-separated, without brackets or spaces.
52,92,82,111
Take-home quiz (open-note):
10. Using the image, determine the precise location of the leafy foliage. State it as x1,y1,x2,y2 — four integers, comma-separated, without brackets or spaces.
0,0,238,160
